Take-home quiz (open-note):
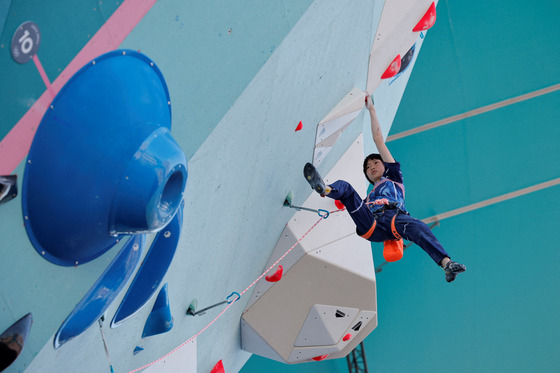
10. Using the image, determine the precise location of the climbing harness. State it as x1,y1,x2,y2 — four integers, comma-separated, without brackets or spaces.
359,201,399,240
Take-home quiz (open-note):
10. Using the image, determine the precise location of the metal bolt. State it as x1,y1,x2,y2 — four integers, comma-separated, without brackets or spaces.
164,231,171,238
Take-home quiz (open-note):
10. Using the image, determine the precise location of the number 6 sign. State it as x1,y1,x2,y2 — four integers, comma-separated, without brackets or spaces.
11,21,41,64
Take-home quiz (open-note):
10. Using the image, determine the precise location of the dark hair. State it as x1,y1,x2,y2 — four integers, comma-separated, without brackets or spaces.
363,153,383,184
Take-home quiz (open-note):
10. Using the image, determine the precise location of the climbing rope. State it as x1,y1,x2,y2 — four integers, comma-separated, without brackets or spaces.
127,207,343,373
127,201,425,372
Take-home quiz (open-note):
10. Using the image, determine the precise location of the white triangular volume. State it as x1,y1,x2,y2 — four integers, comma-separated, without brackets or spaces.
319,88,366,124
313,146,330,165
315,111,359,148
344,310,377,336
241,320,285,363
366,0,437,92
294,304,359,347
312,88,366,165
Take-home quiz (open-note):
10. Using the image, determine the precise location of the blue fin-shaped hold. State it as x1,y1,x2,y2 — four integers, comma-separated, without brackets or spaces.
111,202,183,328
142,283,173,338
54,235,145,349
389,43,416,85
398,43,416,74
0,313,32,371
133,346,144,355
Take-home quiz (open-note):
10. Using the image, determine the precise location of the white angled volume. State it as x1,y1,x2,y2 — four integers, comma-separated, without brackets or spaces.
294,305,359,347
313,88,366,165
241,135,378,364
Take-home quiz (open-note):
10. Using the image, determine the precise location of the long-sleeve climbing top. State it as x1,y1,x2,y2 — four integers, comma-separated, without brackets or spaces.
366,161,407,214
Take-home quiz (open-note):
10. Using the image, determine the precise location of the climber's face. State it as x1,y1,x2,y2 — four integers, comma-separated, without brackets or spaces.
366,158,385,183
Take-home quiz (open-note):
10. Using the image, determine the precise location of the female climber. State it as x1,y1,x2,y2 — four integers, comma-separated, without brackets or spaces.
304,95,466,282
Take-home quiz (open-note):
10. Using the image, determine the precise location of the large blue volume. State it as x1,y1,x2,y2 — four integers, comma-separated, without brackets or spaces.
22,50,187,266
53,235,145,349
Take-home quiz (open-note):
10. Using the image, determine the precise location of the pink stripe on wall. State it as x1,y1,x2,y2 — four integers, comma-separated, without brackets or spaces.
32,55,56,100
0,0,157,174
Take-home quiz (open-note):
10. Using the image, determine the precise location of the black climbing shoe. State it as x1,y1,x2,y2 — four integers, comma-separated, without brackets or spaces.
444,261,466,283
303,163,326,196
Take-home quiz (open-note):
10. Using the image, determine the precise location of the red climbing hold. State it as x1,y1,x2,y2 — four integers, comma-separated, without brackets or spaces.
312,354,329,361
335,200,344,210
413,2,436,32
381,55,401,79
265,265,283,282
295,121,303,132
211,360,225,373
343,333,352,342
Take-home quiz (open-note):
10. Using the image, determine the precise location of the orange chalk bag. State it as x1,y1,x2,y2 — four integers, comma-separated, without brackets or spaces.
382,213,404,262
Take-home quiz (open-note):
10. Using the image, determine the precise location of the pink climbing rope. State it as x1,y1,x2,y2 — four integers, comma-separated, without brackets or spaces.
127,208,344,373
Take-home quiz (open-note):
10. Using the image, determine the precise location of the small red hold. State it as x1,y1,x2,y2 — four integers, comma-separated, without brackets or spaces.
312,354,328,361
413,2,436,32
211,360,225,373
335,200,344,210
265,265,283,282
381,55,401,79
295,121,303,132
343,333,352,342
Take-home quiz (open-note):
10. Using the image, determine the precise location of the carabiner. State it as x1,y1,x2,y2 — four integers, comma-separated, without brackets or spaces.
226,292,241,304
318,209,330,219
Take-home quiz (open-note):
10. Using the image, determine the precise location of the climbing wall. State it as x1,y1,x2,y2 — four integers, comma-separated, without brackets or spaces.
241,134,377,364
366,0,436,93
